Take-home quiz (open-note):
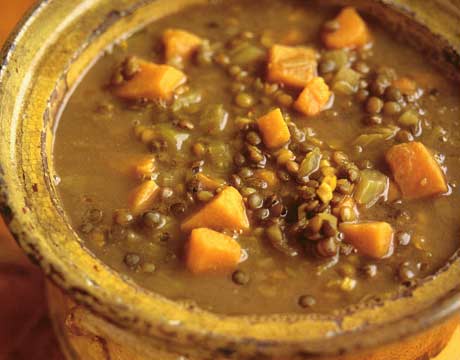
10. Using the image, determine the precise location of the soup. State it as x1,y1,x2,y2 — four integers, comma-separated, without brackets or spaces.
53,0,460,315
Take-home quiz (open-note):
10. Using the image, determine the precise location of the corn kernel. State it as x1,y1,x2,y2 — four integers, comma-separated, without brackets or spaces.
317,182,333,203
321,166,337,176
322,175,337,191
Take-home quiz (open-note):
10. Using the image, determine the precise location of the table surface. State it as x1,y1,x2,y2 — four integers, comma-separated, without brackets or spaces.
0,1,458,360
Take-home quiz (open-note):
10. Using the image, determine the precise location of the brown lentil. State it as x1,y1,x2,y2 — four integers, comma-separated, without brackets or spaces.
365,96,384,114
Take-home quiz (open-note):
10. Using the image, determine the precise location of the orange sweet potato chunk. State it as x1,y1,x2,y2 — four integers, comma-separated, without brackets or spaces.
114,59,186,101
163,28,203,62
132,155,155,179
386,142,447,199
196,173,225,191
181,186,249,232
128,180,159,215
267,44,318,88
323,7,371,49
294,77,331,116
186,228,241,274
257,108,291,149
392,77,417,95
340,221,394,259
255,169,279,189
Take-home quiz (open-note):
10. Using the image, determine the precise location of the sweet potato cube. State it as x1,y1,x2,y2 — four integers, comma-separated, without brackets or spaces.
323,7,371,49
294,77,331,116
257,108,291,149
114,59,186,101
132,155,156,179
181,186,249,232
386,142,447,199
340,221,394,259
128,180,159,215
163,28,203,62
196,173,225,191
255,169,279,189
186,228,241,274
267,44,318,88
392,77,417,95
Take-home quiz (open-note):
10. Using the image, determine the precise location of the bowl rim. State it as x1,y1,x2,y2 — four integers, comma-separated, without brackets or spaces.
1,0,460,357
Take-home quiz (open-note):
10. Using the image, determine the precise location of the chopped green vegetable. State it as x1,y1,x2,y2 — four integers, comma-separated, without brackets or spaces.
155,123,190,151
322,49,349,69
230,43,266,65
201,104,229,134
207,141,232,170
354,169,389,207
353,125,399,147
332,67,361,95
298,147,322,180
171,90,202,112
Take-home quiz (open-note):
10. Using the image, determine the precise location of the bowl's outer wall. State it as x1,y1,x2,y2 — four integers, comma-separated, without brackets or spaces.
47,282,460,360
0,0,460,359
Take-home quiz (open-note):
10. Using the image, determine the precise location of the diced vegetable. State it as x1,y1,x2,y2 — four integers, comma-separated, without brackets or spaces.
257,108,291,149
317,182,333,203
353,125,399,147
196,173,225,191
207,141,233,170
171,90,202,112
322,50,349,69
322,7,371,49
163,28,203,62
154,123,190,151
332,67,361,95
132,155,155,179
322,175,337,191
181,186,250,232
267,44,318,88
128,180,159,215
340,222,394,259
385,142,448,199
114,58,186,101
230,43,266,65
201,104,229,134
298,147,322,179
294,77,332,116
392,77,417,95
255,169,279,188
186,228,241,274
354,169,389,207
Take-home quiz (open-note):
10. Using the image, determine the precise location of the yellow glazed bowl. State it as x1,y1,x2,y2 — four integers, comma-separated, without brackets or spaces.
1,0,460,359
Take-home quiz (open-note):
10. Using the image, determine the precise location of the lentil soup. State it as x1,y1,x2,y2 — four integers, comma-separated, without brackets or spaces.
53,0,460,315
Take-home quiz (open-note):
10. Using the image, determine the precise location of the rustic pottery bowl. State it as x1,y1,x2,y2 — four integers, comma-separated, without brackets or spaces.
1,0,460,359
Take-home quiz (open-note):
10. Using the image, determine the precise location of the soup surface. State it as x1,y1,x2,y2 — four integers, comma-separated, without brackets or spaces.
54,0,460,315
